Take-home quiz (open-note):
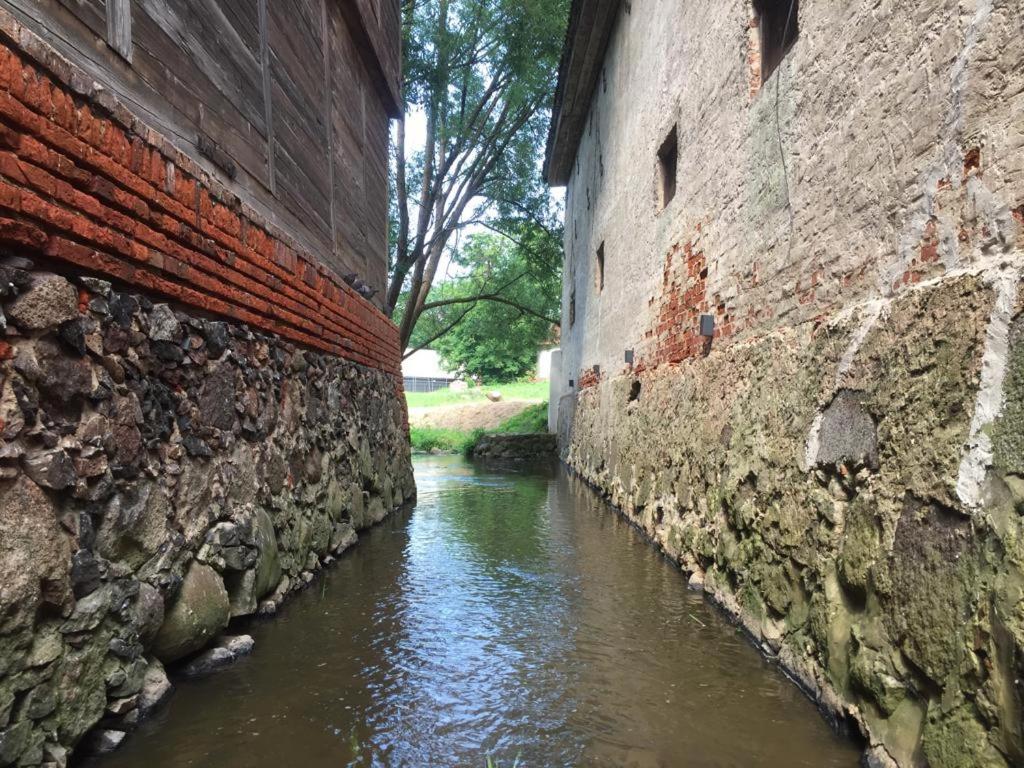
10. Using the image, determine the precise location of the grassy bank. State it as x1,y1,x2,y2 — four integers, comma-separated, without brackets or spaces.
410,402,548,454
405,380,547,409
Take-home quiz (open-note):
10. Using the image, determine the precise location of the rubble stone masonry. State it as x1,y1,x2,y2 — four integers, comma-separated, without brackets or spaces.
553,1,1024,765
0,11,413,767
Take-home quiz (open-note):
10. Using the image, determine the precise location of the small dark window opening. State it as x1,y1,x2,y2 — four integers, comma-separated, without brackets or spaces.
569,289,576,327
629,380,642,403
657,126,678,209
596,242,605,292
755,0,799,84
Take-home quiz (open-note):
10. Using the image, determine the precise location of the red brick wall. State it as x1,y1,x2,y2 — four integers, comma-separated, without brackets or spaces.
0,29,401,381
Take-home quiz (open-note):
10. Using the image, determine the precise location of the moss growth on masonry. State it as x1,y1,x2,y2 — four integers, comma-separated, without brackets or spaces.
992,312,1024,479
923,703,1008,768
564,274,1020,767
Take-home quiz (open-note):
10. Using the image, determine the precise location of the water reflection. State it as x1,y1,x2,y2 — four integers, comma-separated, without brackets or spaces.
97,456,859,768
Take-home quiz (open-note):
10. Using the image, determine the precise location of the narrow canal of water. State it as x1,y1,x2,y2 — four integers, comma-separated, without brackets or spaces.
97,456,860,767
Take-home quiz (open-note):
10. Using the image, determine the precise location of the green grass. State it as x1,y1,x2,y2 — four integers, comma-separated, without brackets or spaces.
490,402,547,434
405,380,548,409
409,402,548,455
409,426,483,454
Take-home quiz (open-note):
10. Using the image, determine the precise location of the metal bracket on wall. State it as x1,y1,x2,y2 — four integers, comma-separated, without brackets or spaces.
699,314,715,337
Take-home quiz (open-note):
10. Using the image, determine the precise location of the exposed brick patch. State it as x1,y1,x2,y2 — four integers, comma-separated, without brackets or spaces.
578,367,601,390
919,217,941,264
0,34,400,379
1012,204,1024,228
894,216,946,291
963,146,981,178
640,240,720,369
747,11,763,99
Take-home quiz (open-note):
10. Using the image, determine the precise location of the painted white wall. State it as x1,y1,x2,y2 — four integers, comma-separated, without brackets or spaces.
547,349,562,433
536,349,554,380
401,350,457,380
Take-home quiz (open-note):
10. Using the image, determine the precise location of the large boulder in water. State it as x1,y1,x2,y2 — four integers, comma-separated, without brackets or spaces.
151,563,229,663
223,509,282,618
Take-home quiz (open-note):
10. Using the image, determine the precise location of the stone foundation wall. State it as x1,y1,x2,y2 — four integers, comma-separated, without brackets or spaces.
470,433,557,461
0,262,415,766
564,270,1024,767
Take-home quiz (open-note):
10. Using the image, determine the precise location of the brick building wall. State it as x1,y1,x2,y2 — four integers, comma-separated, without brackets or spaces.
0,5,411,765
548,1,1024,765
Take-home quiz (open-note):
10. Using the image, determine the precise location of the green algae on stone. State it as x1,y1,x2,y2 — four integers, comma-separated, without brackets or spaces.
922,702,1009,768
151,563,230,663
992,313,1024,480
838,492,883,600
884,500,978,687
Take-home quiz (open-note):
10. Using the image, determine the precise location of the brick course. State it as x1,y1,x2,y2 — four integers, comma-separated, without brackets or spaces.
0,31,401,381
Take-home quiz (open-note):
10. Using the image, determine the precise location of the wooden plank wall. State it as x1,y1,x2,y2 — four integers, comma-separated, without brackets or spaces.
0,0,396,288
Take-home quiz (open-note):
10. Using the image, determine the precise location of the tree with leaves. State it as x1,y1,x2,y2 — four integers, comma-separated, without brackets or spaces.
387,0,568,352
408,228,560,380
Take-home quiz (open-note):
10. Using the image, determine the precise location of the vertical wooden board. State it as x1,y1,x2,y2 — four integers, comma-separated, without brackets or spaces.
361,92,389,290
214,0,260,56
106,0,131,61
363,94,389,234
270,75,332,243
258,0,274,191
130,0,269,186
268,0,325,113
268,0,333,249
329,1,367,275
320,0,338,257
342,0,400,113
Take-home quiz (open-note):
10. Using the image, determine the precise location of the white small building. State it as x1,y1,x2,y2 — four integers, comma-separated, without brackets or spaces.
401,350,459,393
536,348,554,381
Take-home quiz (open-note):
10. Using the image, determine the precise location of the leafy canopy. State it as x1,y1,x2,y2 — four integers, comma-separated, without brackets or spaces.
409,229,560,381
389,0,568,353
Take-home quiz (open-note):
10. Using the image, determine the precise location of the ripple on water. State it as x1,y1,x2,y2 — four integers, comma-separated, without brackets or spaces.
94,455,861,768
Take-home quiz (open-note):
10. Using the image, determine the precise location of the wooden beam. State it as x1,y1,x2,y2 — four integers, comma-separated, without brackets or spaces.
544,0,622,186
106,0,131,62
258,0,276,193
322,0,338,256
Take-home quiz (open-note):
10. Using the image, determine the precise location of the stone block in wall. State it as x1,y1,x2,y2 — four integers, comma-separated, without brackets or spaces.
0,264,415,766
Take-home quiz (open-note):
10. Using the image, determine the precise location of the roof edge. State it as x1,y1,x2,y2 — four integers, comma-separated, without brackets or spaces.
543,0,622,186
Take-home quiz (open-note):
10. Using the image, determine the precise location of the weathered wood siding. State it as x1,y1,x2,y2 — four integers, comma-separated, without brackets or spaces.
0,0,399,287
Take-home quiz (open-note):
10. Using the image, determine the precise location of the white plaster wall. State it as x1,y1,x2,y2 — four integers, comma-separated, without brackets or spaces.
559,0,1024,392
548,348,563,432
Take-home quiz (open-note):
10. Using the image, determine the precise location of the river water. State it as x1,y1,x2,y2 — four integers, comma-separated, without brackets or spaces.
98,456,860,768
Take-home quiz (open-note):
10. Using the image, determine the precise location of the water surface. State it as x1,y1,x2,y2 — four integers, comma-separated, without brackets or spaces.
99,456,860,767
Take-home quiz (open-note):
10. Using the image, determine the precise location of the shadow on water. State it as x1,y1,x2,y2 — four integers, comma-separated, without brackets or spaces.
94,455,861,768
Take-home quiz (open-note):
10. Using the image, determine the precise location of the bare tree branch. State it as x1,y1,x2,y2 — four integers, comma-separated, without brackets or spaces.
402,303,477,359
421,293,559,326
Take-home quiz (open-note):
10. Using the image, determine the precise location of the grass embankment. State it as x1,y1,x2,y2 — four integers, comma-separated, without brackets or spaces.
410,401,548,454
405,380,548,409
